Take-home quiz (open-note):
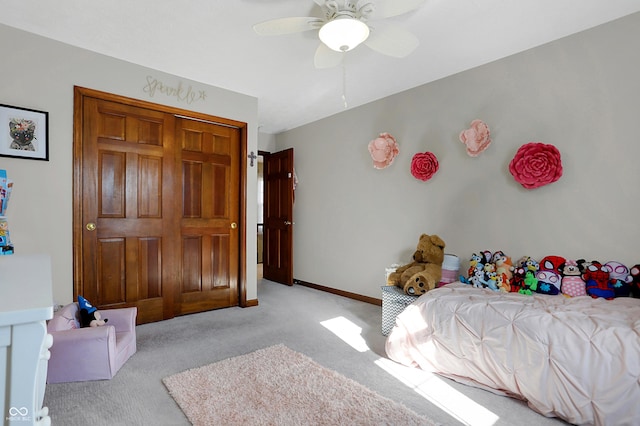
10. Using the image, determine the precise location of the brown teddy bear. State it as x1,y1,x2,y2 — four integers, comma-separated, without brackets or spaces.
387,234,445,295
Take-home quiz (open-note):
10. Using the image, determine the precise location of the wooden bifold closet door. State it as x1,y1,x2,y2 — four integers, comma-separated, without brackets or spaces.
73,87,245,324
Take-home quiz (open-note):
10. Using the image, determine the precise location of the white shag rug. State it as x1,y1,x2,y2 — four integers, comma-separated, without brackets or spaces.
162,344,436,426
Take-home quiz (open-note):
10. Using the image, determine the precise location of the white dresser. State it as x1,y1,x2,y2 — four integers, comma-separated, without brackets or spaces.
0,254,53,426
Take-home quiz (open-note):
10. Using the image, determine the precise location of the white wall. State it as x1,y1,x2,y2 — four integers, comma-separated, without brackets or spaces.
276,13,640,299
0,24,259,305
258,132,277,153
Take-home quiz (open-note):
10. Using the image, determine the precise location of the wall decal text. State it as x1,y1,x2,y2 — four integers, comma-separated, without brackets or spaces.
143,76,207,104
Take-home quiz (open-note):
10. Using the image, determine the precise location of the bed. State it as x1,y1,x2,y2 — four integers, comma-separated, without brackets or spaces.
385,282,640,426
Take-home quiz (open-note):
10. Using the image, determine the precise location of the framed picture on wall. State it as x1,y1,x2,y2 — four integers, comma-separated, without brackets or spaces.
0,104,49,161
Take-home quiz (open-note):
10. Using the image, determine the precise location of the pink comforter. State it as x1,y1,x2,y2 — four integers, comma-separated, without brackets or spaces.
385,282,640,425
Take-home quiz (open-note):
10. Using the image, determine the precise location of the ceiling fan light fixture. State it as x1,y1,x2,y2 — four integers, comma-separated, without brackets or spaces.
319,17,370,52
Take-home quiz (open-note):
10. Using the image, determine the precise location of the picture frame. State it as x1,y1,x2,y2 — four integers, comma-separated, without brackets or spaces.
0,104,49,161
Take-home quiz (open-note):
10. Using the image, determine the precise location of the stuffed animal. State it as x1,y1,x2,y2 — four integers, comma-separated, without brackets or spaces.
523,256,540,273
605,261,632,297
460,252,484,285
535,269,561,295
559,260,587,297
583,261,615,299
535,255,564,295
492,250,513,292
480,250,493,265
511,265,528,294
461,250,501,291
523,270,538,294
481,270,499,291
512,256,539,295
387,234,445,295
469,265,486,288
467,253,483,278
78,295,108,327
630,264,640,298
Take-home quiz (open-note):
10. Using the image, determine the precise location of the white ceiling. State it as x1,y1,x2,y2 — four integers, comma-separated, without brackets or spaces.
1,0,639,134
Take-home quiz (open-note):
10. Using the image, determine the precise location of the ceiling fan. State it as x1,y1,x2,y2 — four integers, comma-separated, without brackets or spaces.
253,0,426,69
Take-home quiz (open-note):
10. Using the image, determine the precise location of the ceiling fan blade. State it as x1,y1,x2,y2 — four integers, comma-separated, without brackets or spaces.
314,43,344,69
372,0,426,19
364,25,419,58
253,17,323,35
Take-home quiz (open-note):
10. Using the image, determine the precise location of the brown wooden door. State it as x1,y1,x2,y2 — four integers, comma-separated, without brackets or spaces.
77,96,179,323
74,87,245,324
177,117,240,315
263,148,294,285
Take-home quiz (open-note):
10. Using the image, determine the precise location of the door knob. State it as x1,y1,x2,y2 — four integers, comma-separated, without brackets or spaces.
230,222,238,229
86,222,96,231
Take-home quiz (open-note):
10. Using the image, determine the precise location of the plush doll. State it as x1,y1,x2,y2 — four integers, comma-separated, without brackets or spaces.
583,261,615,299
521,270,537,295
460,252,484,285
480,271,499,291
78,295,108,327
535,255,564,295
480,250,493,265
511,265,528,293
577,259,592,273
539,255,566,274
469,266,486,288
523,256,540,273
535,269,561,295
559,260,587,297
512,256,539,295
387,234,445,296
467,253,483,278
496,274,509,292
605,261,632,297
630,264,640,298
492,250,513,292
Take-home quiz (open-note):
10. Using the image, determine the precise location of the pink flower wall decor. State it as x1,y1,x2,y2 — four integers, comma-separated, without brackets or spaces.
459,119,491,157
368,132,399,169
509,142,563,189
410,152,439,182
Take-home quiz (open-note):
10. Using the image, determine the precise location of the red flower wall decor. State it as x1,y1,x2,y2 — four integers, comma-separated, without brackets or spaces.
509,142,562,189
410,152,439,181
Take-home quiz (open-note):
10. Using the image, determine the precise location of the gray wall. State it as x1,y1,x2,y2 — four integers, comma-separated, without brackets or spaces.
276,13,640,299
0,24,260,305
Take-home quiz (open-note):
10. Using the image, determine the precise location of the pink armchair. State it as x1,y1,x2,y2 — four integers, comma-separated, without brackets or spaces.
46,302,137,383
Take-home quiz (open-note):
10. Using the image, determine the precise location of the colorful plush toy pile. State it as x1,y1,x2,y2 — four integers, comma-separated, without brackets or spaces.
460,251,640,299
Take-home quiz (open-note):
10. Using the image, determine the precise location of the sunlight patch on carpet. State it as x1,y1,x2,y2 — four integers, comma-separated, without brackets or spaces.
163,344,437,426
375,357,500,426
320,316,369,352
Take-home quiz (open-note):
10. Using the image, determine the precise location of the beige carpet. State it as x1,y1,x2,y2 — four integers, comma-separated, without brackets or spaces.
163,344,437,426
